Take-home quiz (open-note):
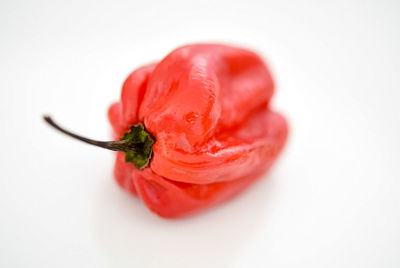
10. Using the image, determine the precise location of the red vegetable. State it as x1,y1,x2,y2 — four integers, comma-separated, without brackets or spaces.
44,44,288,218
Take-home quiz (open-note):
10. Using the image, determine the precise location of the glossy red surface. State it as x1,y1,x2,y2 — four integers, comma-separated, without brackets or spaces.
108,44,288,218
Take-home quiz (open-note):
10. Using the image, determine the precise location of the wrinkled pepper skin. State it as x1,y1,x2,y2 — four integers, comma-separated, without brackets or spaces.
108,44,288,218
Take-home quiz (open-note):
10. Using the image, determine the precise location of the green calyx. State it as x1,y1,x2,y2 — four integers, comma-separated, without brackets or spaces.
120,124,155,169
42,116,155,170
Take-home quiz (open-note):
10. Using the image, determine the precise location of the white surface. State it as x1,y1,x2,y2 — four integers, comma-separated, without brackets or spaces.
1,0,399,267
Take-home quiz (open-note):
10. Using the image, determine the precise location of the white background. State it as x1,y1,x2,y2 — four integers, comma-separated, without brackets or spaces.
1,0,399,267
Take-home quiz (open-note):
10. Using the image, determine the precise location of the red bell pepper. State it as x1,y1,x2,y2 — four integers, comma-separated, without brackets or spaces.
44,44,288,218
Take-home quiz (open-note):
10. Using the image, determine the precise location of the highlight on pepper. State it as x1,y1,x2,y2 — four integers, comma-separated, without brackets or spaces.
44,43,288,218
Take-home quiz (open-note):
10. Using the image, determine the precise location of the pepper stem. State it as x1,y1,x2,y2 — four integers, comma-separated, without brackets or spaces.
43,115,155,169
